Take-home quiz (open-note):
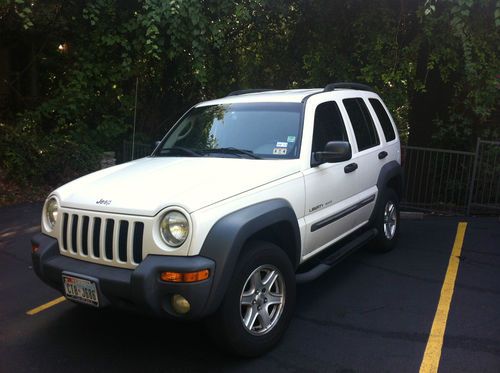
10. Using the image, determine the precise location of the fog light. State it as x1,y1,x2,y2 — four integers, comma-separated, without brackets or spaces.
171,294,190,314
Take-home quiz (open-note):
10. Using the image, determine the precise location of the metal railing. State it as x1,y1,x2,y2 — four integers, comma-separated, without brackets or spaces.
466,140,500,215
401,146,475,214
121,141,153,163
120,139,500,215
402,139,500,215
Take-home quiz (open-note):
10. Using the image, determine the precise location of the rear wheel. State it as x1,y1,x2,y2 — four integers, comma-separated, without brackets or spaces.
370,189,400,252
206,241,296,357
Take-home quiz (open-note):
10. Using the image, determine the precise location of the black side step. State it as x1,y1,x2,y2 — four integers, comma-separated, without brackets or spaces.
296,228,378,283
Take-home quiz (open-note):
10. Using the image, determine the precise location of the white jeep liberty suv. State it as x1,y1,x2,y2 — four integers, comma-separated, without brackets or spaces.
32,82,402,356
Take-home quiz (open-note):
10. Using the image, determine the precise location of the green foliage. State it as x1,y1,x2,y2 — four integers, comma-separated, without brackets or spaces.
12,0,33,29
297,0,416,140
0,0,498,194
418,0,499,148
0,120,100,187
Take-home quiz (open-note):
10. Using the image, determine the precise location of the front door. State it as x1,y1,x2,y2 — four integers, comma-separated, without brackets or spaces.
302,98,359,258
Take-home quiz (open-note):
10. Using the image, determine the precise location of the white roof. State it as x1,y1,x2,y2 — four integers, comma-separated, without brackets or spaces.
196,89,323,106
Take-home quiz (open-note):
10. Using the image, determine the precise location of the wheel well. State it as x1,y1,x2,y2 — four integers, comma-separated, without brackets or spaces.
387,175,403,200
243,221,299,268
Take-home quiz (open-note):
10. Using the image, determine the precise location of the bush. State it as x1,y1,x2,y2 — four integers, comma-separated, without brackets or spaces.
0,121,101,190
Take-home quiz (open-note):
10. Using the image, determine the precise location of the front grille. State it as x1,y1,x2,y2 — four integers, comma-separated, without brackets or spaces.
60,212,144,266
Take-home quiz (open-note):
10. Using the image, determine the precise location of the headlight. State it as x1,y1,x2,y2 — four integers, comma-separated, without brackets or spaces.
160,211,189,247
44,197,59,230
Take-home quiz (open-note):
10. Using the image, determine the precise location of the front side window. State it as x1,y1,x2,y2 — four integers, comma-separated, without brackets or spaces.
343,98,380,151
155,103,302,159
312,101,348,153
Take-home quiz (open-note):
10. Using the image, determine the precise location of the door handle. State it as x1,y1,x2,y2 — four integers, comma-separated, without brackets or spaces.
344,162,358,173
378,151,388,159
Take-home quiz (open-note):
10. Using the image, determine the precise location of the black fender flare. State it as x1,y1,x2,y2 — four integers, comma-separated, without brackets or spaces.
199,198,300,315
369,160,403,223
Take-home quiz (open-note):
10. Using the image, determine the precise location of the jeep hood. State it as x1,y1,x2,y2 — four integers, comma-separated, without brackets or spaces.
55,157,301,216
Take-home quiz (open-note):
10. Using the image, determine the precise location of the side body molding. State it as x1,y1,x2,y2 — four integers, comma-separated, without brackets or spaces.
199,198,301,315
369,160,403,223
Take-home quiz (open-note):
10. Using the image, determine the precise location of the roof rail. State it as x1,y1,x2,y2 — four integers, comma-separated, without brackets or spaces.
226,89,275,97
323,82,374,92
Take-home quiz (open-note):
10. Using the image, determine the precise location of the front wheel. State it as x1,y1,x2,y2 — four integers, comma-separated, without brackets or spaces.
370,189,400,253
205,241,296,357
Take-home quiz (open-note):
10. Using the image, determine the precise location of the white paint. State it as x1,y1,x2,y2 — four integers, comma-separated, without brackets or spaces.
41,88,401,269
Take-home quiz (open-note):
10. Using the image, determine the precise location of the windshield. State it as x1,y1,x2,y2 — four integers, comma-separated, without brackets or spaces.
155,103,303,159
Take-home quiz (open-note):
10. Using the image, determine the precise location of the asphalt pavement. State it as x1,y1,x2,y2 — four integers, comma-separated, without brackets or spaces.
0,203,499,372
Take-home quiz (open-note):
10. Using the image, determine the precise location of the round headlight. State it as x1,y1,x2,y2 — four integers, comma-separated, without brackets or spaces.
160,211,189,247
45,197,59,230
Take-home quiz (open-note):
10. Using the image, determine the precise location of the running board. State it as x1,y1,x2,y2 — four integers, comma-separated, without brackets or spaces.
296,228,378,283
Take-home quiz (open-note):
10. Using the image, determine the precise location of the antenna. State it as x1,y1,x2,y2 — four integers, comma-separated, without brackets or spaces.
131,77,139,160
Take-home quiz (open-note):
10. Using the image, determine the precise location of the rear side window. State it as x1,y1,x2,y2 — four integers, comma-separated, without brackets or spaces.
369,98,396,142
312,101,348,152
343,98,380,151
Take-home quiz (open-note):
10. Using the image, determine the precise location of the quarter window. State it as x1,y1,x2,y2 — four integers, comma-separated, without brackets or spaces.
312,101,348,153
343,98,380,151
369,98,396,142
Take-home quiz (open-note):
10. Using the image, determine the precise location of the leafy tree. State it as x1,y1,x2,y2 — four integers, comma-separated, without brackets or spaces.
408,0,499,149
0,0,498,195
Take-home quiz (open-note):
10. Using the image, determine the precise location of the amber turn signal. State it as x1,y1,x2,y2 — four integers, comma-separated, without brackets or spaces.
31,243,39,253
160,269,210,283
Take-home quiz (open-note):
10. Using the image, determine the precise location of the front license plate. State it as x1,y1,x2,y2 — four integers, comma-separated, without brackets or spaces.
63,275,99,307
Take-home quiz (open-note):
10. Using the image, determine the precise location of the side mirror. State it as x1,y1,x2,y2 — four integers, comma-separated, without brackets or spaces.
314,141,351,165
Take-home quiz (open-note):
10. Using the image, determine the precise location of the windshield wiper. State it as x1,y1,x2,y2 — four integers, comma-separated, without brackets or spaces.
157,146,203,157
204,147,262,159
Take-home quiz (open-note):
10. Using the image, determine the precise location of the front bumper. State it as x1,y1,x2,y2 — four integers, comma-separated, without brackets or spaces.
31,233,215,319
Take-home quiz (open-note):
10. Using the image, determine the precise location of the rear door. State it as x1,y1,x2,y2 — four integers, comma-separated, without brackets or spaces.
340,96,384,227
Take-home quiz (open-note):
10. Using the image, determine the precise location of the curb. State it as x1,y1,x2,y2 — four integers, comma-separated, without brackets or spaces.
401,211,425,220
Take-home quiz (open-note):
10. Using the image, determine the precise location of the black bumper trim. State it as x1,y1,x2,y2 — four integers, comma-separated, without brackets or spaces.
31,233,216,319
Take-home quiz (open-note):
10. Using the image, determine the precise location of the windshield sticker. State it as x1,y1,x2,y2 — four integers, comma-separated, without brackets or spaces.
276,142,288,148
273,148,287,155
287,136,296,143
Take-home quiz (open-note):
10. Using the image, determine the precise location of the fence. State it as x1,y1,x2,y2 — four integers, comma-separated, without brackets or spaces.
466,140,500,215
121,141,154,163
121,139,500,215
402,139,500,215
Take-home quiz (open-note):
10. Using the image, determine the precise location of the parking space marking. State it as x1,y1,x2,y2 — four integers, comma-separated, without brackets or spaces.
419,222,467,373
26,296,66,315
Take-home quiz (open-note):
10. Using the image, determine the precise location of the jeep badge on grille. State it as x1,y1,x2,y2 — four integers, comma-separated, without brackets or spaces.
95,199,112,205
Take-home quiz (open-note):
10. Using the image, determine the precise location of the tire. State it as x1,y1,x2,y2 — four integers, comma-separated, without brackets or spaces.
205,241,296,357
369,189,400,253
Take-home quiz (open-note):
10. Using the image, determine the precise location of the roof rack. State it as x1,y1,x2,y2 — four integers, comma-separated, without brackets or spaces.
226,89,275,97
323,82,374,92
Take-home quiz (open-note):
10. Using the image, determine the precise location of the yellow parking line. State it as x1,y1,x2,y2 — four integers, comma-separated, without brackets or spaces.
26,296,66,316
419,222,468,373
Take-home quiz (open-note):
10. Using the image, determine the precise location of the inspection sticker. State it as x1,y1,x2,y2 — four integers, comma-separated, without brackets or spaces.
287,136,296,143
276,142,288,148
273,148,287,155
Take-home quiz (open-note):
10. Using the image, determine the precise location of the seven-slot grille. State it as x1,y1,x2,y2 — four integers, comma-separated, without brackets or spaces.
60,212,144,266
